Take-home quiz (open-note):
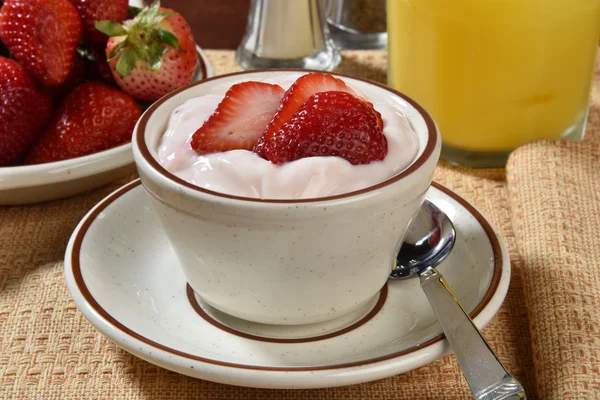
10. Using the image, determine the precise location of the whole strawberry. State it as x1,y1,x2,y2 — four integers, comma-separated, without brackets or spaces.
0,57,52,166
26,82,141,164
0,0,82,87
69,0,129,50
48,54,86,103
98,0,197,102
260,91,387,165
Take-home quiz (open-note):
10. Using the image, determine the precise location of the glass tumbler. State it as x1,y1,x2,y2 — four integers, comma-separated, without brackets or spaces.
236,0,340,71
326,0,387,50
387,0,600,168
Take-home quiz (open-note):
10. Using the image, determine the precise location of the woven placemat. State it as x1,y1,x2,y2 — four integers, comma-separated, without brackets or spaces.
0,49,598,399
505,64,600,399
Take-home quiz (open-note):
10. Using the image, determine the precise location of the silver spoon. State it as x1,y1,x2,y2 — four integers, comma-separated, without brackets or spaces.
391,200,527,400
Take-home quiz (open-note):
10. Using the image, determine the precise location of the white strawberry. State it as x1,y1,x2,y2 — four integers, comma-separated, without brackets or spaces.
97,0,197,102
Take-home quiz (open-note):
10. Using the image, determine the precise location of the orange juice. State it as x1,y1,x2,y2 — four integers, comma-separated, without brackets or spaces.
387,0,600,154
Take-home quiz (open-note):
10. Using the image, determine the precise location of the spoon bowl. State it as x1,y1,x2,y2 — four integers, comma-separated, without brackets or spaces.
390,200,456,279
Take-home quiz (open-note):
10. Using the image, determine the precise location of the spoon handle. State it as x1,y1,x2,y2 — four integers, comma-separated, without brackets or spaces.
419,267,527,400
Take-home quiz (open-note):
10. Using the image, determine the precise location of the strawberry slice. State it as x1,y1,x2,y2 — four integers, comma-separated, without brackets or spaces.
254,73,359,156
191,81,285,153
261,91,387,165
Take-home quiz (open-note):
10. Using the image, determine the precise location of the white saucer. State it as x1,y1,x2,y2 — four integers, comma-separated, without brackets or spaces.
0,47,214,205
64,179,510,389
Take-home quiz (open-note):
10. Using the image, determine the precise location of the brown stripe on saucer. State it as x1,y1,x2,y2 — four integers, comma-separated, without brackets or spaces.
432,182,503,315
186,283,388,344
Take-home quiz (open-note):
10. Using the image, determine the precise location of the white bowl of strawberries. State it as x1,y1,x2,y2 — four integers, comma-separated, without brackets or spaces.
0,0,213,205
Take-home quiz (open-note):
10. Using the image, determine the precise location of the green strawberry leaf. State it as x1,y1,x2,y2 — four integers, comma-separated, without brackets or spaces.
148,52,162,71
95,20,127,37
127,6,143,19
107,40,128,60
146,42,163,71
116,49,136,76
157,28,180,49
145,0,161,22
156,10,175,18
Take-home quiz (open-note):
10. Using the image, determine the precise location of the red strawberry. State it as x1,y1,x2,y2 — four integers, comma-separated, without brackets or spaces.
0,57,52,166
191,82,285,153
47,54,86,103
25,82,141,164
0,0,82,87
98,0,197,102
254,73,358,156
260,91,387,165
69,0,129,50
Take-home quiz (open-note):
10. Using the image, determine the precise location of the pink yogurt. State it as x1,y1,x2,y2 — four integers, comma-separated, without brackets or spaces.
157,76,419,199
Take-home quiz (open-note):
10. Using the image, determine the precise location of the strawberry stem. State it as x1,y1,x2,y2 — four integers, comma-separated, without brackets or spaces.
103,0,182,77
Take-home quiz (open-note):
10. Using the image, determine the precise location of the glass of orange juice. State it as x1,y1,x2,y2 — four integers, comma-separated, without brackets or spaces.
387,0,600,168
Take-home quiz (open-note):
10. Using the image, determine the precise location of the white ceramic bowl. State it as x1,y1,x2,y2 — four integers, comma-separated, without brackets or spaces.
132,70,440,325
0,46,214,205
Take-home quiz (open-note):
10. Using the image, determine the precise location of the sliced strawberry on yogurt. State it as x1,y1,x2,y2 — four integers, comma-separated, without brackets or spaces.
261,91,387,165
191,81,285,153
254,73,358,156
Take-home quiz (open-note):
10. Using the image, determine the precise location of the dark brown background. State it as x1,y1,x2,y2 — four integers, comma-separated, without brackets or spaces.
162,0,250,49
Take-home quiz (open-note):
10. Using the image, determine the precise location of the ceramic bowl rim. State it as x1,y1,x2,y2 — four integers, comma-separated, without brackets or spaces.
133,69,439,204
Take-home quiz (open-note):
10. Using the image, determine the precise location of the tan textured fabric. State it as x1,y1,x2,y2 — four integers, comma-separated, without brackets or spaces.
505,67,600,399
0,49,597,399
